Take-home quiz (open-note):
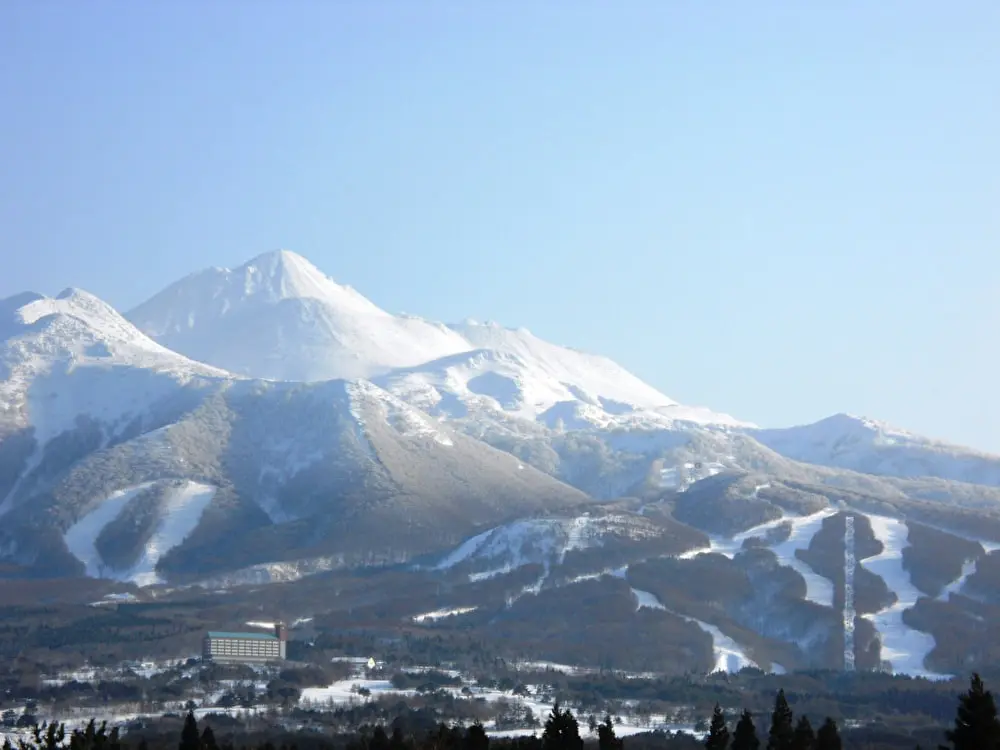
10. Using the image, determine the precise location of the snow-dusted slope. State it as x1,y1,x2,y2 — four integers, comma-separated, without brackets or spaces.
680,509,837,607
751,414,1000,488
433,513,661,581
858,515,944,679
127,250,472,381
376,339,747,432
1,289,227,444
63,481,217,586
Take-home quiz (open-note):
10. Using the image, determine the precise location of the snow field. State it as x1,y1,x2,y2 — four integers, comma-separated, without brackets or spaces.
679,509,837,607
299,658,701,739
63,481,216,586
858,515,947,680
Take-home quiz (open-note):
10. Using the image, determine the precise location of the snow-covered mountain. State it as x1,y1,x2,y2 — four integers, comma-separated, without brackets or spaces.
0,285,586,582
6,248,1000,679
750,414,1000,488
127,250,472,381
129,249,746,432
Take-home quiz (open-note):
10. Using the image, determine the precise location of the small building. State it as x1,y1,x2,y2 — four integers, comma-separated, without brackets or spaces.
203,622,287,663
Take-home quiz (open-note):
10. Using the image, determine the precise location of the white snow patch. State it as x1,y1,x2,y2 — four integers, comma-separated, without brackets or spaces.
63,481,216,586
412,607,478,623
630,588,757,674
859,515,948,679
938,558,979,600
128,250,473,382
64,484,155,577
679,509,836,607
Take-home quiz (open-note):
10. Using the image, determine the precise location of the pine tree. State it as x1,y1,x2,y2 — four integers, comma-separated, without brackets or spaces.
389,727,407,750
370,727,391,750
464,722,489,750
705,704,730,750
543,703,583,750
180,713,202,750
597,715,622,750
767,692,794,750
945,673,1000,750
791,717,814,750
201,727,218,750
732,711,759,750
815,718,841,750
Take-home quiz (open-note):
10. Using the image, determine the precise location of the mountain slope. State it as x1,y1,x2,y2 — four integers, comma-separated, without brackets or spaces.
750,414,1000,488
376,341,746,433
0,286,588,583
127,250,472,381
0,288,229,513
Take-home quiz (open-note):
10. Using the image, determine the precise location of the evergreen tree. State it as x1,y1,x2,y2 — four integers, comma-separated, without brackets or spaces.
945,673,1000,750
370,727,391,750
732,711,759,750
815,718,841,750
767,692,794,750
790,717,813,750
705,704,730,750
180,713,202,750
201,727,218,750
597,715,622,750
542,703,583,750
464,722,489,750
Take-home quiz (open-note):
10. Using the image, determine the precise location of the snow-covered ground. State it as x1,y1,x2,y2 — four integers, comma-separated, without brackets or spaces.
63,481,216,586
64,484,155,577
299,658,701,739
938,558,979,600
679,509,837,607
631,588,757,674
859,515,948,680
432,514,657,582
412,607,478,623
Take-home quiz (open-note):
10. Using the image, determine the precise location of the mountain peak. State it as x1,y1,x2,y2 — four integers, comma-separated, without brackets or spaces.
229,249,374,311
127,251,473,381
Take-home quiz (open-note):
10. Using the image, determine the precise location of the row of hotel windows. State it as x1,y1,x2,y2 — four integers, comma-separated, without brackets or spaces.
209,640,279,655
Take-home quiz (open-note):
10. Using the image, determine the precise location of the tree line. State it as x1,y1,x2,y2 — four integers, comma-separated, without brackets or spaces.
3,674,999,750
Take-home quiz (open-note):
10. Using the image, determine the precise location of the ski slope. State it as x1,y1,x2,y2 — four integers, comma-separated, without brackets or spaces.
859,515,947,679
631,587,756,674
680,509,837,607
63,481,216,585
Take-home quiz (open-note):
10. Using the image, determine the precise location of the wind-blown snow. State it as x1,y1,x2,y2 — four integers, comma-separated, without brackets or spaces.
63,481,216,586
859,515,947,679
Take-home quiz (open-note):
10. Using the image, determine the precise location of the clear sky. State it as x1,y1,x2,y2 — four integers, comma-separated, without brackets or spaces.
2,1,997,451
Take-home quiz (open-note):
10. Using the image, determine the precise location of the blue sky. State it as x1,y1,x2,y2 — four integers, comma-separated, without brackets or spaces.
2,1,997,450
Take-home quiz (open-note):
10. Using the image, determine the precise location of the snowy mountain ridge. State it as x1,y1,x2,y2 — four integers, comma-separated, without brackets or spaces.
5,249,1000,678
127,250,473,381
